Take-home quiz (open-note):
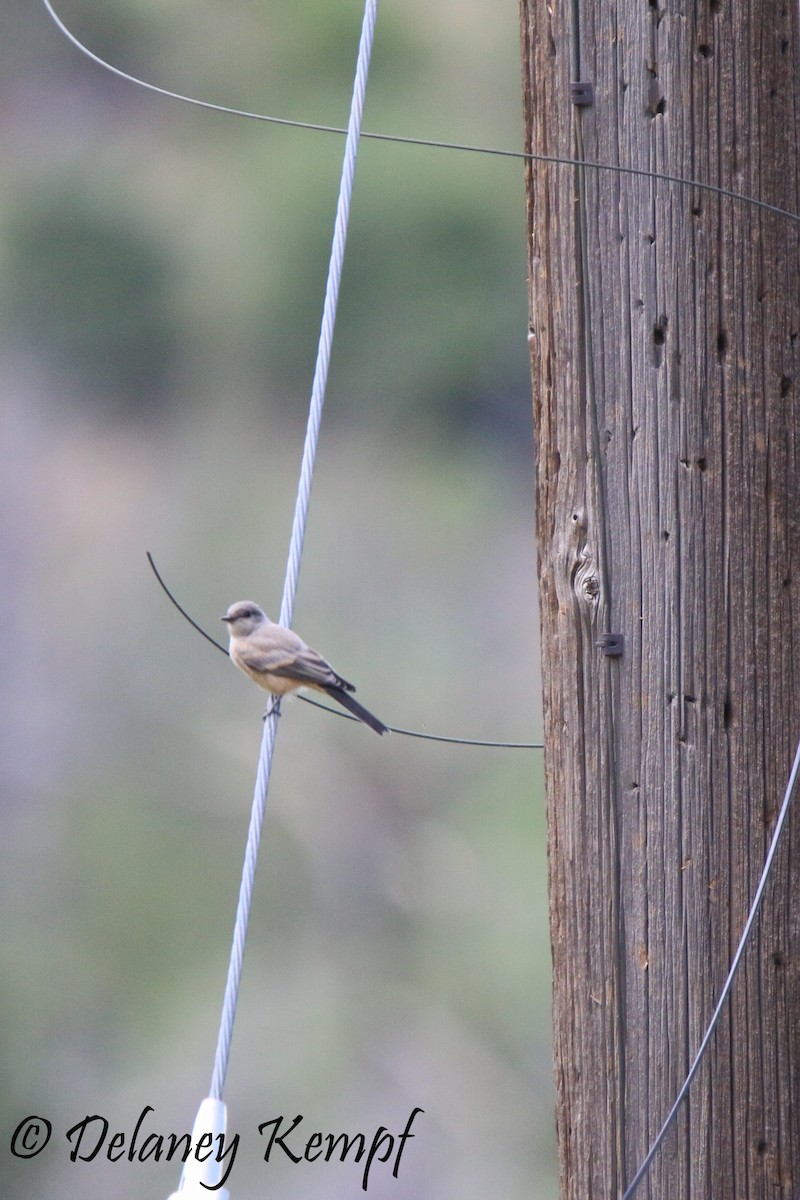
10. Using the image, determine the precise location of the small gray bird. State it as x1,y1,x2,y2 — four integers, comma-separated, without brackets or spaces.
221,601,388,735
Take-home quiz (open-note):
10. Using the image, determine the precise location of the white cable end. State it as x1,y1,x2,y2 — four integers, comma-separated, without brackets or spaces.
165,1097,230,1200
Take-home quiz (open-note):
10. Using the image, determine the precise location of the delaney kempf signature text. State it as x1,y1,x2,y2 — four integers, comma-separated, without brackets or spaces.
10,1104,424,1191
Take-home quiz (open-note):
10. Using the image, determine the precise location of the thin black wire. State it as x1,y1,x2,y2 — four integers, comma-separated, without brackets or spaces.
40,0,800,228
146,552,226,658
146,554,544,750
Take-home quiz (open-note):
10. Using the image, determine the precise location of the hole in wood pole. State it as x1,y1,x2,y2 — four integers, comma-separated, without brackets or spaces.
698,43,712,58
717,329,728,357
723,696,732,728
773,952,786,967
653,320,667,366
780,375,792,397
697,457,707,471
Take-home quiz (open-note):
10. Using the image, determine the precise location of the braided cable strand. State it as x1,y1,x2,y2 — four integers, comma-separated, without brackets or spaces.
208,0,379,1102
280,0,378,629
209,714,279,1099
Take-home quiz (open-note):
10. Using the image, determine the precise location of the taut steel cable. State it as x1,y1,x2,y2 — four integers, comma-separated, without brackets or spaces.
208,0,380,1103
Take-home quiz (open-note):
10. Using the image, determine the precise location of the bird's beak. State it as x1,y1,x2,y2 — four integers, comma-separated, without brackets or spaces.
220,615,232,623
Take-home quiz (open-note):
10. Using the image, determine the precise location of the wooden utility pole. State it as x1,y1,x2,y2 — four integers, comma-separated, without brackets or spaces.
519,2,800,1197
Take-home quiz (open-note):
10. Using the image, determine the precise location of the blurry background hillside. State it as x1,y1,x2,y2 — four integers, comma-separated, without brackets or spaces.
0,1,552,1197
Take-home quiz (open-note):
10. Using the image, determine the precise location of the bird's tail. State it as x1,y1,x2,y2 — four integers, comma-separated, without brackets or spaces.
324,685,389,735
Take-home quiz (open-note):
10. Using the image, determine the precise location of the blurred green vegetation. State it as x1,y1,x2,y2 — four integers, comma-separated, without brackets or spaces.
4,188,179,410
0,2,553,1198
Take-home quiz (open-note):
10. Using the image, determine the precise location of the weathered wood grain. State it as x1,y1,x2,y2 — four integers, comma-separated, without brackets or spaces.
519,1,800,1196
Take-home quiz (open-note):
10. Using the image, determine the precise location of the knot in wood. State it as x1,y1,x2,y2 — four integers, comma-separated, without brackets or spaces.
571,538,601,611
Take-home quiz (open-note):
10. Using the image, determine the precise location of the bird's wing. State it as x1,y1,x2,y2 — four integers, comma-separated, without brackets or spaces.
237,637,354,692
274,645,354,691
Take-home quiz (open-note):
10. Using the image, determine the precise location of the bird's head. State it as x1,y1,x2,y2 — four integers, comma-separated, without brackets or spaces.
221,601,269,637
